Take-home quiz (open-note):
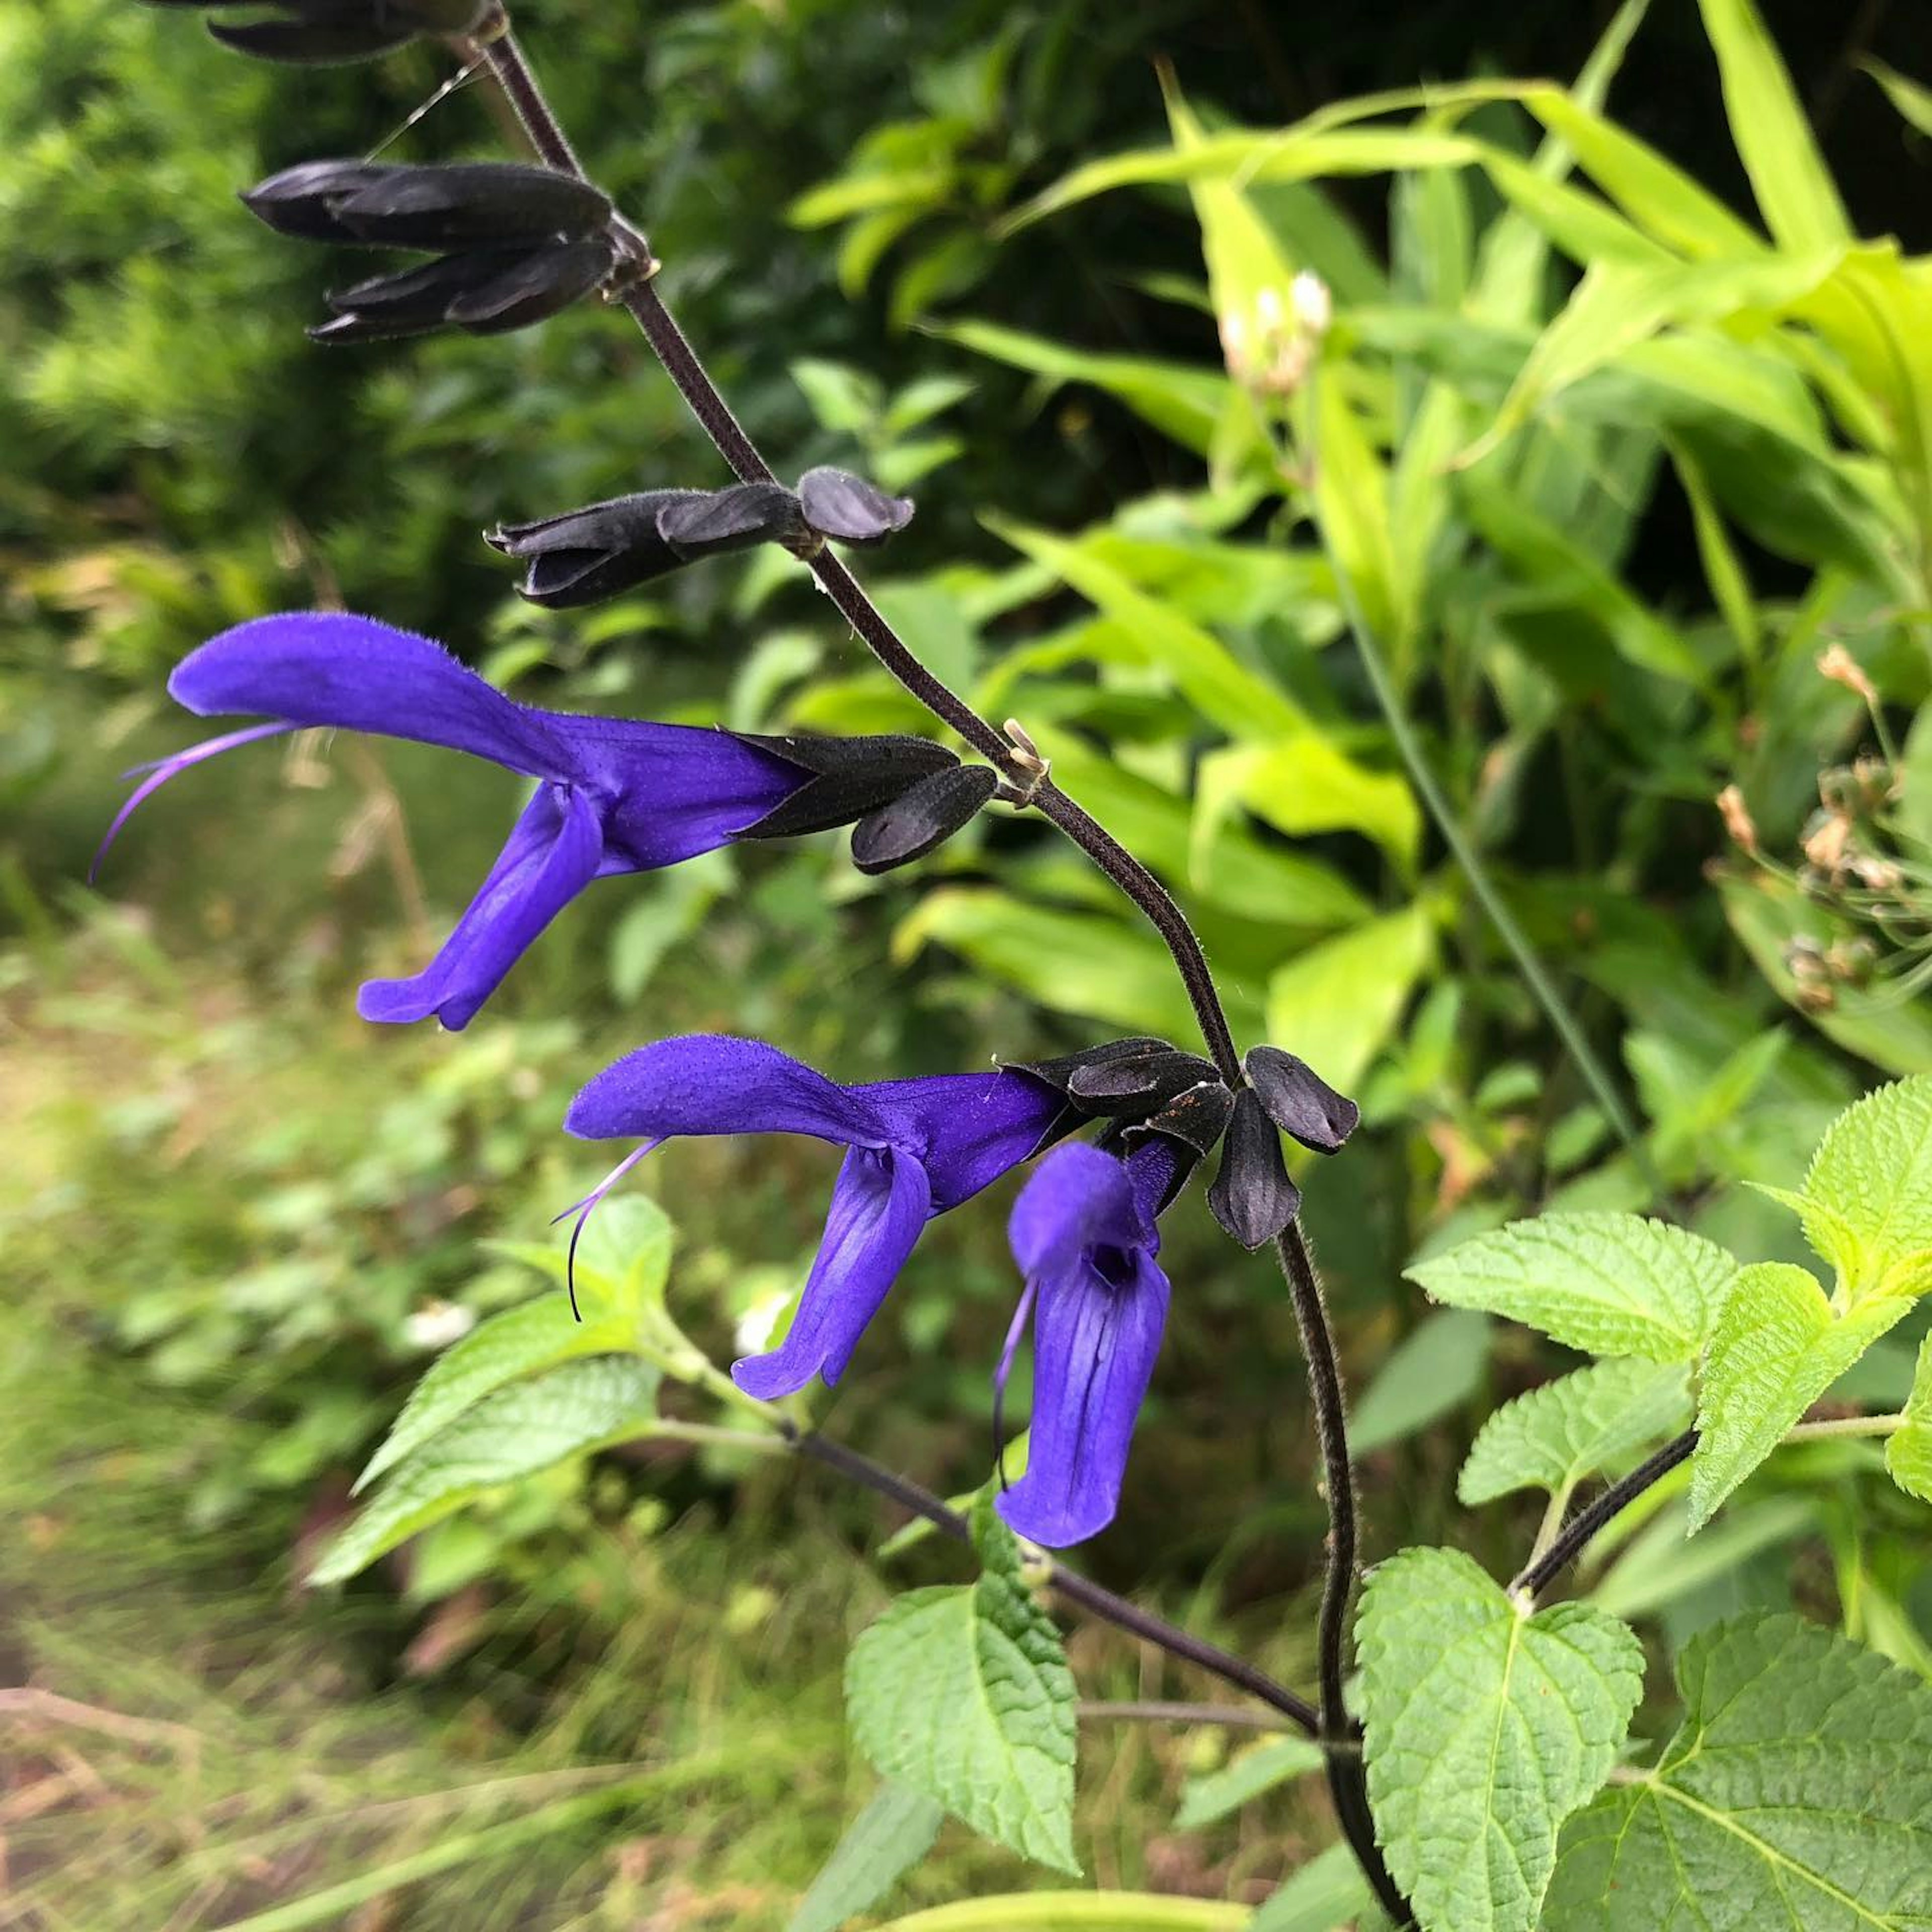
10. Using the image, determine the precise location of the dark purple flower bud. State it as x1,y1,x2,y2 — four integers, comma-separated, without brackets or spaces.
1067,1044,1222,1113
1207,1088,1303,1250
1012,1037,1175,1097
487,484,803,609
1243,1045,1359,1153
732,733,960,840
1120,1078,1235,1158
796,466,914,547
309,237,615,343
850,764,998,875
148,1,489,65
246,160,611,250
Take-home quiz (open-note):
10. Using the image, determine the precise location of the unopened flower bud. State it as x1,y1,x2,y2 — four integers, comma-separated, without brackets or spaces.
246,160,611,250
796,467,914,548
309,236,616,344
1242,1044,1358,1153
1291,271,1332,338
1817,642,1879,707
849,764,1000,875
148,0,493,65
1207,1087,1303,1249
1716,783,1758,854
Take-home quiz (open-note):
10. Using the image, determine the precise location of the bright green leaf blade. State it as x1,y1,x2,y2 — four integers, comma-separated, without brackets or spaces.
786,1783,946,1932
1884,1334,1932,1504
311,1357,661,1585
1173,1735,1324,1830
1265,903,1434,1097
1207,737,1421,871
986,516,1305,741
1250,1841,1374,1931
485,1194,674,1315
1406,1212,1735,1362
1689,1261,1913,1531
1793,1075,1932,1300
1545,1613,1932,1927
1865,58,1932,139
1696,0,1850,252
354,1295,634,1493
1588,1494,1815,1622
1458,1359,1692,1506
1349,1309,1491,1455
846,1498,1079,1874
1311,363,1410,656
1357,1547,1643,1932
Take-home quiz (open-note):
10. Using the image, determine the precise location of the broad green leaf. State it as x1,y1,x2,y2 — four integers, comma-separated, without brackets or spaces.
1458,1359,1692,1506
1785,1076,1932,1301
1250,1841,1374,1931
786,1783,945,1932
1689,1261,1913,1530
1349,1309,1491,1455
1545,1613,1932,1927
895,889,1262,1040
311,1358,660,1585
1357,1547,1642,1932
1697,0,1850,252
1406,1213,1735,1362
1265,903,1434,1097
986,517,1304,740
846,1498,1079,1874
1523,89,1764,259
486,1194,674,1316
1173,1736,1324,1830
1866,58,1932,139
1589,1495,1815,1622
1885,1334,1932,1505
355,1294,636,1493
932,319,1237,457
1198,737,1420,872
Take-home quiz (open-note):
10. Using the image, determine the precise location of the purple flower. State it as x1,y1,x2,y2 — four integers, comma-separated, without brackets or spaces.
564,1035,1069,1396
995,1138,1184,1547
97,612,954,1029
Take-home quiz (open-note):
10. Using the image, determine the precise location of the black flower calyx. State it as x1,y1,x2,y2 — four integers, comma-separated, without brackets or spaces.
797,466,914,547
850,764,999,874
1243,1045,1359,1152
310,239,616,344
1207,1088,1304,1249
732,734,959,841
150,1,491,65
1017,1040,1234,1151
1122,1078,1236,1158
1013,1036,1173,1098
488,484,801,608
245,160,612,250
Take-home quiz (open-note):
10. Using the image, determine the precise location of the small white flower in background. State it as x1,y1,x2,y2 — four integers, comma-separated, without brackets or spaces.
1291,270,1333,338
1218,273,1332,398
405,1300,476,1351
734,1281,798,1359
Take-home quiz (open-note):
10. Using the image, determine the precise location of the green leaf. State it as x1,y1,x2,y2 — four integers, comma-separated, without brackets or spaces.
1886,1335,1932,1504
1249,1841,1374,1931
1689,1261,1913,1531
1545,1613,1932,1927
1406,1213,1734,1362
1357,1547,1643,1932
873,1898,1248,1931
1783,1076,1932,1302
786,1783,946,1932
1198,737,1420,872
355,1294,636,1493
1865,58,1932,139
1458,1359,1692,1507
1311,361,1411,657
845,1497,1079,1874
1349,1309,1491,1455
1697,0,1850,252
1589,1495,1815,1622
311,1358,661,1586
1264,903,1434,1097
986,517,1305,741
486,1194,674,1316
1173,1736,1324,1830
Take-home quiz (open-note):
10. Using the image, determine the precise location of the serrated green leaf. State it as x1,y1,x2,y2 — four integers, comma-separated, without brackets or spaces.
311,1358,660,1586
1357,1547,1642,1932
1885,1334,1932,1504
786,1783,945,1932
1406,1213,1734,1362
1250,1841,1374,1931
1689,1261,1913,1531
485,1194,675,1315
846,1496,1079,1874
1173,1735,1324,1831
356,1295,635,1493
1458,1359,1692,1506
1545,1613,1932,1927
1790,1076,1932,1302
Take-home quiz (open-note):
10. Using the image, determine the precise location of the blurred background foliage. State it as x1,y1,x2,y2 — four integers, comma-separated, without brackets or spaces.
5,0,1932,1924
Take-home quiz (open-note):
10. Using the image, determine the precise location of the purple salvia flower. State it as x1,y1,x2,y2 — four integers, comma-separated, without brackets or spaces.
996,1138,1184,1548
564,1035,1069,1397
96,612,947,1029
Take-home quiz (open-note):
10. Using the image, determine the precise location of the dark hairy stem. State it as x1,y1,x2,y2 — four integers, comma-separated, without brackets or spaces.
789,1429,1321,1737
1275,1223,1410,1926
1510,1428,1699,1603
464,20,1241,1082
